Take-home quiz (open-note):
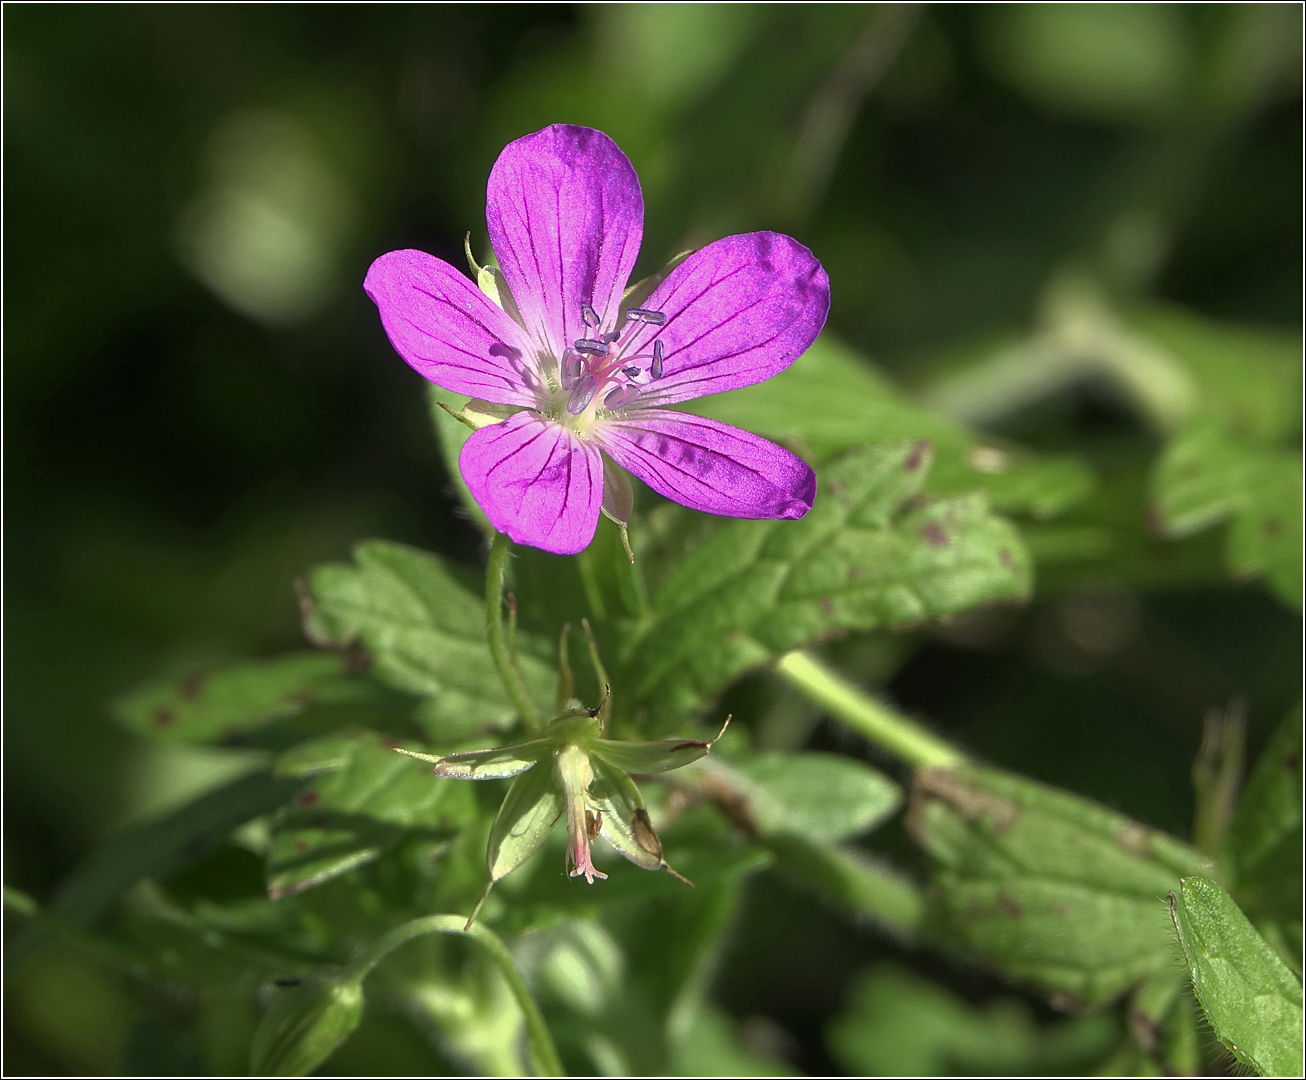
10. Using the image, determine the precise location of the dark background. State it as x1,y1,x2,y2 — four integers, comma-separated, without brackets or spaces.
5,5,1300,1073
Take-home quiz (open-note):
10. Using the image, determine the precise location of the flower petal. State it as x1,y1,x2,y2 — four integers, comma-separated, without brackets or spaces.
628,232,829,407
486,125,643,362
364,249,538,406
460,412,604,554
596,411,816,520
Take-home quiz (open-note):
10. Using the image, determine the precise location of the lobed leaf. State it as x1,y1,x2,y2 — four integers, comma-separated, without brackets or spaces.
303,540,556,738
624,441,1031,733
266,732,476,899
1170,875,1304,1077
1153,418,1302,608
689,334,1095,518
115,652,383,746
907,764,1210,1003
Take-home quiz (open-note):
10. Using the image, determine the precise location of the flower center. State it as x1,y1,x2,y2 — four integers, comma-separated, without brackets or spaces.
558,303,667,418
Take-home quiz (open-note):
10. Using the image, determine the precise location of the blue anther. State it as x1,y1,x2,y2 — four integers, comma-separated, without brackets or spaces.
567,375,597,415
574,339,609,357
604,384,639,409
650,339,665,379
622,366,642,378
627,308,667,325
560,349,585,390
580,303,600,329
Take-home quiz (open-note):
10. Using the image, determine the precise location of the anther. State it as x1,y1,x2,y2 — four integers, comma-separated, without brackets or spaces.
650,339,665,379
567,376,597,415
623,366,642,379
580,303,600,329
626,308,667,325
560,349,585,391
604,384,639,409
573,339,609,357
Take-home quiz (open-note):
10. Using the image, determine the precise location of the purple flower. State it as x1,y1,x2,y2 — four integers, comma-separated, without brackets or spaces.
365,124,829,555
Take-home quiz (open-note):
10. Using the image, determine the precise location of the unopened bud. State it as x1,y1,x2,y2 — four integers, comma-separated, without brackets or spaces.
250,971,363,1077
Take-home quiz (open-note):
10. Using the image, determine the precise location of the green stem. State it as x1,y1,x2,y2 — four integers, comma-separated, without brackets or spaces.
348,915,564,1077
487,532,542,733
774,650,965,769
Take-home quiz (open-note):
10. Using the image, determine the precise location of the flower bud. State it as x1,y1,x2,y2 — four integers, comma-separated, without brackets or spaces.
249,971,364,1077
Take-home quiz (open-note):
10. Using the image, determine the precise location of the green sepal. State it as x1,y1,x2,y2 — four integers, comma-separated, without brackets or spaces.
486,762,564,883
1169,875,1304,1077
590,735,714,775
249,971,364,1077
424,739,554,781
588,756,666,874
620,248,694,313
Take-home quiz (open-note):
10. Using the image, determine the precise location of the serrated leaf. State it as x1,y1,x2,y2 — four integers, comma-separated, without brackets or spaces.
908,765,1210,1003
1227,708,1303,966
486,763,564,883
267,733,475,899
690,334,1094,518
1170,875,1304,1077
624,441,1031,733
304,540,555,739
115,653,382,745
1153,418,1302,607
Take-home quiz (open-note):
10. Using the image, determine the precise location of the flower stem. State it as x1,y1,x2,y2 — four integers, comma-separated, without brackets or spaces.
774,650,965,768
347,914,564,1077
487,532,542,733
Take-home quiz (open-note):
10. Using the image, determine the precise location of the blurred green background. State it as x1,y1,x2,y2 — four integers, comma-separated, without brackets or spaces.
4,4,1300,1074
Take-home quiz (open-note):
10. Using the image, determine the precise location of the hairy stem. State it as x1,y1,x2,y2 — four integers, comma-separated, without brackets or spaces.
775,650,965,768
487,531,542,733
348,914,564,1077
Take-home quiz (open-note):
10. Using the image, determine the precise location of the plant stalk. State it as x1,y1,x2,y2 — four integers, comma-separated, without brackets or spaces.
774,650,965,768
349,914,564,1077
487,531,542,733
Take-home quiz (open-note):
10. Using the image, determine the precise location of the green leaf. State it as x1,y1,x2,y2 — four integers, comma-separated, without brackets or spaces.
304,540,555,739
115,653,383,746
1129,305,1302,444
266,732,476,899
625,441,1032,733
1170,875,1304,1077
908,765,1210,1003
1227,708,1303,967
730,750,901,843
690,334,1094,518
1153,419,1302,607
428,384,493,536
6,772,301,970
486,763,564,883
829,963,1119,1076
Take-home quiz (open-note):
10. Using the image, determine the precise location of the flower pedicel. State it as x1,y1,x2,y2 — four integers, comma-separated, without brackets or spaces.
365,123,829,555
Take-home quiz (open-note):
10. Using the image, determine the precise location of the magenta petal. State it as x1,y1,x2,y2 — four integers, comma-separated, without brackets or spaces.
365,249,539,406
596,410,816,520
631,232,830,407
487,125,643,362
460,412,604,554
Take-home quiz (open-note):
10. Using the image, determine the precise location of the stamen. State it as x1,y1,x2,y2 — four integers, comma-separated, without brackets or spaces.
574,339,609,357
567,375,597,415
626,308,667,325
604,384,639,409
650,339,665,380
622,366,642,378
560,348,585,390
580,303,600,329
